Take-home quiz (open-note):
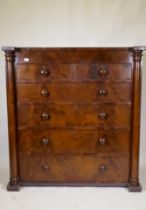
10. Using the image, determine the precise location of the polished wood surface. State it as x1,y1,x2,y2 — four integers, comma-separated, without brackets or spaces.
18,129,130,154
15,64,132,82
15,48,132,64
19,154,129,183
16,83,131,103
17,104,131,128
2,47,144,191
4,50,20,191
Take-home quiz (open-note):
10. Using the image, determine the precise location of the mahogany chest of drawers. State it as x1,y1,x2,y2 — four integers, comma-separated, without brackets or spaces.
2,47,145,191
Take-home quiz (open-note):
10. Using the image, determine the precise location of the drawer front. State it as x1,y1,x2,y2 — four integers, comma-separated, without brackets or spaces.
16,83,131,103
19,154,129,183
75,64,132,81
19,129,130,154
15,64,132,82
16,64,72,81
15,48,131,64
18,104,131,128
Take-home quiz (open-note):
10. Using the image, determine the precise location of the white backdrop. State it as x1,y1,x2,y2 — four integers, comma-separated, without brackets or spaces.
0,0,146,209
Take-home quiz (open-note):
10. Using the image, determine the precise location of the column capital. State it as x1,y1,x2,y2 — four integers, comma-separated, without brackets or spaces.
131,49,143,62
5,50,15,62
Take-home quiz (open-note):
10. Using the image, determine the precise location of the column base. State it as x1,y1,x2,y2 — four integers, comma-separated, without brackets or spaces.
7,180,20,191
128,183,142,192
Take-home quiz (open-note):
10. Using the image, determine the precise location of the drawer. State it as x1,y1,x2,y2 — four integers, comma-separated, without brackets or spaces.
15,63,132,82
16,83,131,103
15,48,132,64
75,64,132,81
19,154,129,183
15,64,73,81
18,129,130,155
18,104,131,128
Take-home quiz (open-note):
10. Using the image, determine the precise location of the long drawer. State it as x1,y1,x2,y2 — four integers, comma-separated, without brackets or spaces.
16,83,131,103
18,129,130,154
19,154,129,183
15,48,132,64
15,63,132,82
17,104,131,128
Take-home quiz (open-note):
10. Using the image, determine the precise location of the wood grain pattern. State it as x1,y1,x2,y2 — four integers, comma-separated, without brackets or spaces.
15,48,132,64
19,154,130,183
18,129,130,154
17,104,131,128
15,63,132,82
16,83,131,103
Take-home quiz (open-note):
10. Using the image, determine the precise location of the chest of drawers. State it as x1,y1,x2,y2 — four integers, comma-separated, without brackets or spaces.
2,47,145,191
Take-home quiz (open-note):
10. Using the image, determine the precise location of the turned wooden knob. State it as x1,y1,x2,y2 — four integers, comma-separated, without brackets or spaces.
99,165,107,172
98,68,108,76
42,164,49,171
41,89,49,97
41,138,49,145
98,112,107,119
41,113,50,120
40,66,49,77
98,89,107,96
98,137,106,145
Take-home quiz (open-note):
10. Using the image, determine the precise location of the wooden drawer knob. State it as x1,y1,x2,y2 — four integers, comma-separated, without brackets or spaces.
41,138,49,145
99,165,107,172
40,66,49,77
41,113,51,120
98,112,107,119
41,89,49,97
98,89,107,96
98,68,108,76
42,164,49,171
98,137,106,145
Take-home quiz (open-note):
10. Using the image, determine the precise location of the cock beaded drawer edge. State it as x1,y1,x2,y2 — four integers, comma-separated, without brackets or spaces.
2,47,145,192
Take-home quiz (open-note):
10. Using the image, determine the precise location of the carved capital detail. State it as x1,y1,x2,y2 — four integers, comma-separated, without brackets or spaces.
5,51,15,62
132,50,143,62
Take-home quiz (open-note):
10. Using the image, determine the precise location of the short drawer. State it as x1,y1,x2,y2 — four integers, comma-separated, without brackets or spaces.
19,154,129,183
18,129,130,155
15,63,132,82
16,83,131,103
75,64,132,81
15,64,72,81
17,104,131,128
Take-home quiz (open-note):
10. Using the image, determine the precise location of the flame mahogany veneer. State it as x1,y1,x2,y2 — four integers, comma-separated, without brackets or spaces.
2,47,145,191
